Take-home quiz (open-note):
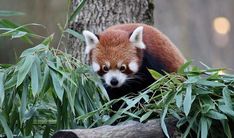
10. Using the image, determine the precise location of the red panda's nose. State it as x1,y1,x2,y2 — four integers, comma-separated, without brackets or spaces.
110,78,119,86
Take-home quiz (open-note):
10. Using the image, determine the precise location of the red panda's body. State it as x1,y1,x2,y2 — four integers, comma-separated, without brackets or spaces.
83,23,185,101
103,24,185,72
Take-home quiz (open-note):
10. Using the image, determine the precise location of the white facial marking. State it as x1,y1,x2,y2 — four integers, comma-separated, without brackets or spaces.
117,61,123,68
92,62,100,72
129,61,139,73
105,61,110,68
103,70,127,88
129,26,146,49
82,30,99,54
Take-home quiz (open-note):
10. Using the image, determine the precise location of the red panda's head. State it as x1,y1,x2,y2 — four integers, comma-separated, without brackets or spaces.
83,26,145,88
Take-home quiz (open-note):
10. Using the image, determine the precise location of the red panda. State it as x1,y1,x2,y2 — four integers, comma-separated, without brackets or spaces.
83,23,185,100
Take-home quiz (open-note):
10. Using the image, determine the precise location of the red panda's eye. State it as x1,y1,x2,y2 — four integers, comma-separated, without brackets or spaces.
102,65,109,72
120,64,126,72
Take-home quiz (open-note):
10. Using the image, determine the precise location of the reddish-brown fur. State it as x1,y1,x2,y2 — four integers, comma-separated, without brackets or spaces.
104,23,186,72
91,29,144,75
88,23,186,103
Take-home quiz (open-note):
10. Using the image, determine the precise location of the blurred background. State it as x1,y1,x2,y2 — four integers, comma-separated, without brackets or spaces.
0,0,233,70
0,0,67,63
156,0,234,70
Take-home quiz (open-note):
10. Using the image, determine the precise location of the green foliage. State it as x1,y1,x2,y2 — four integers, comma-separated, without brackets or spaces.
0,35,109,137
0,11,24,17
0,4,95,137
68,0,87,22
77,62,234,138
0,19,46,44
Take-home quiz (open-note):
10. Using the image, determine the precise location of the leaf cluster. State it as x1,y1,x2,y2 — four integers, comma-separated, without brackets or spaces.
0,35,108,137
78,62,234,138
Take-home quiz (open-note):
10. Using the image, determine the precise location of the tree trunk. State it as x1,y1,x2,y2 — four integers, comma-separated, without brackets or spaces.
68,0,154,63
59,1,174,138
52,118,178,138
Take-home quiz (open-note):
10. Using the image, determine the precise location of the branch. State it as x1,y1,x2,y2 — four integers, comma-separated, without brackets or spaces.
52,118,178,138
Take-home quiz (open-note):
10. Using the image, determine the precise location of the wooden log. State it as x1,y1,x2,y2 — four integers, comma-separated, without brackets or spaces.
52,118,178,138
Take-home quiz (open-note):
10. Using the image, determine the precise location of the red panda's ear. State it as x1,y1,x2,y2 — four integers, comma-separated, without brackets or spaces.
82,30,100,54
129,26,146,49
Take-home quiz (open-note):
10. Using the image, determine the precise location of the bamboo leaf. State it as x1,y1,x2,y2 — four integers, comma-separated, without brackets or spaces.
160,106,169,138
50,70,64,101
20,44,47,57
4,74,17,90
63,85,75,114
221,120,232,138
193,87,212,95
142,94,149,103
104,112,123,125
176,117,187,128
16,55,35,87
65,28,84,41
148,68,163,80
183,84,192,116
178,60,192,74
69,0,87,22
0,10,24,17
219,105,234,117
182,111,199,138
41,65,50,92
0,112,13,138
200,95,215,114
175,92,183,108
206,110,227,120
0,19,30,34
0,72,5,107
96,82,110,101
140,111,153,122
164,91,177,105
0,64,12,68
11,31,27,38
42,34,54,46
222,87,232,109
196,80,225,87
30,56,42,97
20,79,28,125
123,111,140,119
200,116,210,138
0,19,33,44
1,23,44,37
24,106,38,122
122,97,142,113
184,76,199,84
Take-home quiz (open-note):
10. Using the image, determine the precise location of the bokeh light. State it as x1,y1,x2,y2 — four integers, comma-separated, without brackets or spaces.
213,17,231,35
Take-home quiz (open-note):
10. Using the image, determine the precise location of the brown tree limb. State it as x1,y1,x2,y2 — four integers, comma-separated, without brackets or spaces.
52,118,178,138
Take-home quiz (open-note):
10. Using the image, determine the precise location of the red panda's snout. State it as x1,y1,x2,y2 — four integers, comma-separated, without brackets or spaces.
103,70,127,87
91,60,139,87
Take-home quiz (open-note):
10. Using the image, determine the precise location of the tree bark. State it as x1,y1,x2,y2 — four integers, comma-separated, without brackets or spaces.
59,1,168,138
68,0,154,63
52,118,178,138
